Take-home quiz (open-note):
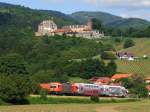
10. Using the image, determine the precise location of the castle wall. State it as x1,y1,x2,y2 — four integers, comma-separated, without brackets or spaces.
35,20,104,39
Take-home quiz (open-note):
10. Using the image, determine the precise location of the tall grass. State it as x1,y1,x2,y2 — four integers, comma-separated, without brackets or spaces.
28,97,139,104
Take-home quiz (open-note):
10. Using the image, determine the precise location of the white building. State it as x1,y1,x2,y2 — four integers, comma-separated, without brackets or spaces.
35,20,57,36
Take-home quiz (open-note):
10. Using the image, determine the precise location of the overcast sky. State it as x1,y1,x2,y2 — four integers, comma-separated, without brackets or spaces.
1,0,150,21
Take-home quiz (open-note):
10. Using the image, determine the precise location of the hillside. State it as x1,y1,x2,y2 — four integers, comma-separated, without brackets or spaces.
0,2,111,82
90,38,150,76
71,11,150,29
120,38,150,56
71,11,122,25
0,2,77,33
115,38,150,76
0,2,150,78
116,59,150,76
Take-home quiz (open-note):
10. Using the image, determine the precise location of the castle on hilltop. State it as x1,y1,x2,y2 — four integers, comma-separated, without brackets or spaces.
35,20,104,39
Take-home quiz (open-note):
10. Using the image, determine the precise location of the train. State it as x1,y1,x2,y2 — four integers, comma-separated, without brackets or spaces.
40,82,128,97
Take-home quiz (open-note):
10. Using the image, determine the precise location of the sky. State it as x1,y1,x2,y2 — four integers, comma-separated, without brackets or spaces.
0,0,150,21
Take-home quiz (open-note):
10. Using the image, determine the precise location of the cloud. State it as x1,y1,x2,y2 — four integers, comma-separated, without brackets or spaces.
38,0,150,20
80,0,150,9
40,0,150,9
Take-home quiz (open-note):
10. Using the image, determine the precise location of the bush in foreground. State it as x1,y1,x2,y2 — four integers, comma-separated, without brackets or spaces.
40,89,48,100
90,96,100,103
0,74,31,104
123,38,135,48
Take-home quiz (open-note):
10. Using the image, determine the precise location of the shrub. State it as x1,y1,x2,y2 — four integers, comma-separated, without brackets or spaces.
114,38,122,43
90,96,100,103
106,60,117,76
0,74,31,104
40,89,48,100
121,73,148,98
123,39,135,48
101,51,117,60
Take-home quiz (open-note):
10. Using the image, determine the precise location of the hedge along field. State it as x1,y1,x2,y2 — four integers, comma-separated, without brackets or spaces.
0,100,150,112
28,96,138,104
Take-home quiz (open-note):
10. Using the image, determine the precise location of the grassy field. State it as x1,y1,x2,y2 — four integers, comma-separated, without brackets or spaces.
93,55,150,76
28,95,137,104
116,59,150,76
0,99,149,112
70,38,150,76
120,38,150,56
116,38,150,76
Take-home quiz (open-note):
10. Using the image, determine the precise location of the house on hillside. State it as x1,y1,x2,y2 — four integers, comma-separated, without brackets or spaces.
89,77,99,82
116,52,135,61
111,74,131,81
94,77,111,85
90,77,111,85
145,76,150,83
146,85,150,96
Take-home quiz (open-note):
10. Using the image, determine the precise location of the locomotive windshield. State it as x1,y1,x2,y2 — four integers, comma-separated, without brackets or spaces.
50,85,57,88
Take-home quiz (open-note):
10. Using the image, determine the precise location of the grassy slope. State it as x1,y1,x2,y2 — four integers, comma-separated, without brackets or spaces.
116,38,150,76
72,38,150,76
0,99,149,112
120,38,150,56
116,59,150,76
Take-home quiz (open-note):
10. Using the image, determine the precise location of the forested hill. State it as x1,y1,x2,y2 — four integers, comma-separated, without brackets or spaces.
0,2,150,31
71,11,150,29
1,2,117,81
0,2,78,34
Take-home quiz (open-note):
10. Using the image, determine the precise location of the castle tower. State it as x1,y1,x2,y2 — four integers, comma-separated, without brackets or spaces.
87,19,93,30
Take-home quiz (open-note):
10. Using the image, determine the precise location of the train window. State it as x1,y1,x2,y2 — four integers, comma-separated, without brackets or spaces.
50,85,56,88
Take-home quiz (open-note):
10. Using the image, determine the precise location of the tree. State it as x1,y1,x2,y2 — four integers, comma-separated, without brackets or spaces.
91,18,104,31
31,70,55,83
0,53,28,75
101,51,117,60
123,39,135,48
0,74,31,104
40,89,48,100
106,60,117,76
121,73,148,98
78,59,107,79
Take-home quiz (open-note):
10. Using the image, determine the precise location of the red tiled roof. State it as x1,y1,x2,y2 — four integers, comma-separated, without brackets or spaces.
54,28,72,33
89,77,99,82
111,74,131,80
83,28,92,31
95,77,111,83
146,85,150,91
145,76,150,80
